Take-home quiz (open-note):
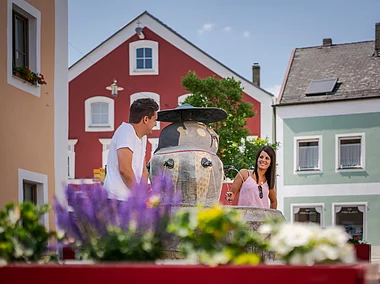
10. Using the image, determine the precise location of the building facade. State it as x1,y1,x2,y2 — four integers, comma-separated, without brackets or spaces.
275,26,380,262
0,0,68,229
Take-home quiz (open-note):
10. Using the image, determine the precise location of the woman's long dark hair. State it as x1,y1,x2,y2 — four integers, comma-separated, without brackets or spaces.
253,146,276,189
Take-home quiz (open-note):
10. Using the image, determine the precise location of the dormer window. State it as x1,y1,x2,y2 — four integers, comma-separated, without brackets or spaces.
305,78,338,96
129,40,158,75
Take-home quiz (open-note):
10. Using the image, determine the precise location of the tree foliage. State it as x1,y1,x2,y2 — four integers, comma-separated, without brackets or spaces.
181,71,277,175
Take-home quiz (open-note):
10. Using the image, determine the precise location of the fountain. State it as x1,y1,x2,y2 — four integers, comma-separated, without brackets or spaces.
149,104,284,260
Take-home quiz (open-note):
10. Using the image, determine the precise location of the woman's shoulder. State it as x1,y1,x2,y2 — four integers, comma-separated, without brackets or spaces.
238,169,250,181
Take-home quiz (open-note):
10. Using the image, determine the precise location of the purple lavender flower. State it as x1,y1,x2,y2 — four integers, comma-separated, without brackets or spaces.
54,173,180,261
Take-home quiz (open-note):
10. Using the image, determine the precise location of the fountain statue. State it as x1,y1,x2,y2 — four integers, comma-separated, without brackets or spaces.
149,104,284,260
149,104,226,206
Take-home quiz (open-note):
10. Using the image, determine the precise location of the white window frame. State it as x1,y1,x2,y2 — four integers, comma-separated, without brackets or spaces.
294,135,323,174
129,40,159,76
99,138,111,169
332,202,367,241
148,138,159,159
85,96,114,132
335,133,365,172
178,94,191,105
291,203,325,227
68,139,78,179
130,92,160,130
18,169,48,228
7,0,41,97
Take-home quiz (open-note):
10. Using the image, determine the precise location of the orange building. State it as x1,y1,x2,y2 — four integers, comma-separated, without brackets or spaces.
0,0,68,229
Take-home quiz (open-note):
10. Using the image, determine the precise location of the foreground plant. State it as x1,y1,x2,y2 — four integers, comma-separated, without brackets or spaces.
258,217,356,265
0,202,57,263
168,204,262,266
55,176,178,262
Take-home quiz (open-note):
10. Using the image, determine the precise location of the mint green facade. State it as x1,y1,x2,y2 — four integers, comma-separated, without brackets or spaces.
283,195,380,245
281,112,380,246
283,112,380,185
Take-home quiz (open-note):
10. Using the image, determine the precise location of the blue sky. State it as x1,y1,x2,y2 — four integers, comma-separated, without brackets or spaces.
69,0,380,96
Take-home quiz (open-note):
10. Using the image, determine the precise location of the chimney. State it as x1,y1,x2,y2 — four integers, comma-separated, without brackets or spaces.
375,23,380,56
323,38,332,47
252,63,260,87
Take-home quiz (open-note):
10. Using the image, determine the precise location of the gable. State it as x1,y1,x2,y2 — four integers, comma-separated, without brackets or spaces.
69,12,273,105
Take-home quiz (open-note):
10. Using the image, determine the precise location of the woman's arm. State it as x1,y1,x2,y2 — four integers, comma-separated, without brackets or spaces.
268,188,277,209
225,169,247,202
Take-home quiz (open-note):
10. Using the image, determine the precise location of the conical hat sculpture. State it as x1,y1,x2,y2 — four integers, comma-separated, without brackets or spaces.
149,104,227,206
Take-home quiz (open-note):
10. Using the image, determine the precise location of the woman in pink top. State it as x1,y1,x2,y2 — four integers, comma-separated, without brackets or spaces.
225,146,277,209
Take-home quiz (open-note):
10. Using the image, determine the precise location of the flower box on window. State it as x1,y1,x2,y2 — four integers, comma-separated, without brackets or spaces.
13,66,47,86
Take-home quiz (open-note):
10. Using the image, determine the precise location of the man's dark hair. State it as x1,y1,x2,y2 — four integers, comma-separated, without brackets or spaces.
129,98,159,123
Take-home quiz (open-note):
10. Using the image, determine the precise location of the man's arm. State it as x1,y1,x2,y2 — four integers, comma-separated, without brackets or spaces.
117,147,136,189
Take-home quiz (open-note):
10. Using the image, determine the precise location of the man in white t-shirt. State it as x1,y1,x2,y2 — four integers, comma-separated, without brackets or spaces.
103,98,159,200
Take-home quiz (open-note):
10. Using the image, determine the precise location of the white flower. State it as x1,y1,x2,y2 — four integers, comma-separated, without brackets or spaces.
317,244,339,260
267,222,355,265
339,244,356,263
281,223,315,248
0,258,7,267
8,206,20,225
0,227,4,234
258,224,272,235
318,226,349,247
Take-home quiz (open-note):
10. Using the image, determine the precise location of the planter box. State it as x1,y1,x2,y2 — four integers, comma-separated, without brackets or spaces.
354,244,372,262
0,263,378,284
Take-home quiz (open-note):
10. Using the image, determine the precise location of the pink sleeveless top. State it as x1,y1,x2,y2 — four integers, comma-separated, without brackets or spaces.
237,171,270,208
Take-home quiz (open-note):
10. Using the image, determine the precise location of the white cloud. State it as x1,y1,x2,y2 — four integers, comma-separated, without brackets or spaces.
266,84,282,97
223,26,231,32
198,23,215,34
243,31,250,38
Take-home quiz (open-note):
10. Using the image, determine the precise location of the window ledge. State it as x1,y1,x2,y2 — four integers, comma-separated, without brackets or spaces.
131,68,158,76
295,169,322,175
9,74,40,97
86,125,114,132
336,167,366,173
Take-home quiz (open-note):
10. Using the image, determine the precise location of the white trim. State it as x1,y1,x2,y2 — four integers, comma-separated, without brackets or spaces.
130,92,160,130
332,202,368,241
68,139,78,180
290,203,325,226
68,13,273,141
85,96,114,132
280,182,380,197
54,0,69,202
276,98,380,119
178,94,190,105
7,0,41,97
99,138,111,168
18,169,49,228
148,137,159,158
335,133,366,173
67,179,95,185
293,135,323,174
129,40,159,75
275,114,285,212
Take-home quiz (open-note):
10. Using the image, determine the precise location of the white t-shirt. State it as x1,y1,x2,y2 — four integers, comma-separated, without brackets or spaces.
103,122,146,200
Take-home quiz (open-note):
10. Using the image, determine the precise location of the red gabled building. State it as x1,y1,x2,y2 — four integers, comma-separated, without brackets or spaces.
68,11,274,193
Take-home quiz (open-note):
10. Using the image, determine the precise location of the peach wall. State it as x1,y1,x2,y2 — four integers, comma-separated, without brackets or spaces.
0,0,56,229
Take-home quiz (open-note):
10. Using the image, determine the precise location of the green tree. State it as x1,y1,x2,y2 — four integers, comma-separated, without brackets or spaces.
181,71,277,176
